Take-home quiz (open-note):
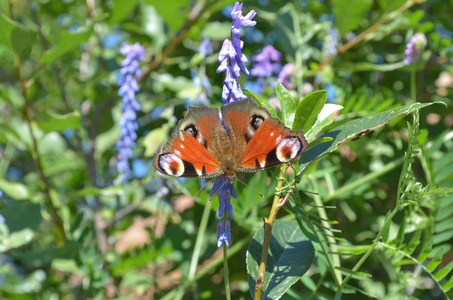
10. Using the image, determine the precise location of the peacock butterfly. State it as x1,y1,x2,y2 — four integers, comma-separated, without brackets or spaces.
153,99,308,183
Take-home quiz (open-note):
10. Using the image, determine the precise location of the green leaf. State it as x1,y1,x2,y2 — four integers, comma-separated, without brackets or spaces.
0,228,35,252
246,220,314,299
0,13,18,49
36,111,82,133
109,0,141,25
201,22,231,41
333,0,373,35
39,29,92,65
377,0,406,11
427,246,446,272
292,90,327,132
0,178,30,200
71,186,124,197
276,83,298,127
12,241,79,269
0,201,41,233
145,0,190,32
299,102,438,175
305,103,343,142
143,128,168,157
244,89,279,119
11,27,36,59
434,261,453,281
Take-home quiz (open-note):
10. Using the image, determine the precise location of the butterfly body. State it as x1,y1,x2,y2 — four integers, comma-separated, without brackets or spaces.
153,99,308,182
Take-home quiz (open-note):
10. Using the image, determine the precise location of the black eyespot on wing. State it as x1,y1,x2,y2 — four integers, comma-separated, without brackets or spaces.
184,124,207,148
185,124,198,137
244,115,266,142
250,115,265,130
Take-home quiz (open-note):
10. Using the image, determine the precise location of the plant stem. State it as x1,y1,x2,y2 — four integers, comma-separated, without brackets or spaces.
14,56,66,244
161,234,251,300
187,200,212,299
223,241,231,300
254,163,289,299
411,65,416,102
309,175,343,285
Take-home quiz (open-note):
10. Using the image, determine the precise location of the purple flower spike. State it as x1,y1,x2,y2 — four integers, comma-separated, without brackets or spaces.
404,33,427,65
211,175,236,219
277,63,297,90
251,45,281,93
217,2,256,104
217,219,231,248
116,42,145,183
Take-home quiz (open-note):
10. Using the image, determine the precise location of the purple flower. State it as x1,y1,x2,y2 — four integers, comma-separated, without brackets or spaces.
116,42,145,182
211,175,237,219
277,63,297,90
217,219,231,247
404,33,427,65
198,38,213,57
251,45,281,93
217,2,256,104
213,2,255,247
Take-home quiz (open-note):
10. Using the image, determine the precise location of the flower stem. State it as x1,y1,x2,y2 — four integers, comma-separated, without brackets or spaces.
411,64,416,102
254,163,289,299
188,199,212,298
223,241,231,300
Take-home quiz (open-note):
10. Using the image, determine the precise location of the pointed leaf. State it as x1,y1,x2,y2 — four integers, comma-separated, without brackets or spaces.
247,220,314,299
109,0,141,25
36,111,82,133
434,261,453,281
305,103,343,142
292,90,327,133
0,201,41,233
298,102,439,176
333,0,373,35
276,83,298,127
0,178,29,200
244,89,279,118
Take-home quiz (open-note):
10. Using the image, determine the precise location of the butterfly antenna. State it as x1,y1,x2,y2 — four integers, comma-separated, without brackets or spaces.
208,178,230,202
235,177,264,198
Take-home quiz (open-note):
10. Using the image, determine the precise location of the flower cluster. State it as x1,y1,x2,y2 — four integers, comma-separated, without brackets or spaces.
251,45,281,93
404,33,427,65
277,63,297,90
116,42,145,183
217,2,256,104
214,2,255,247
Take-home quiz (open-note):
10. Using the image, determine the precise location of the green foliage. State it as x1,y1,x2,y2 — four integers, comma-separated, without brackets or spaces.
247,220,315,299
1,0,452,299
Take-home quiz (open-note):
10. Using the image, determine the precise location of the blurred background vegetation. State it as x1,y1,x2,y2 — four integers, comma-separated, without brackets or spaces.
0,0,452,299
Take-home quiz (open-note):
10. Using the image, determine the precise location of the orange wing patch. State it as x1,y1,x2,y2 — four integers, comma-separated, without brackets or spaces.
240,122,282,168
172,132,220,174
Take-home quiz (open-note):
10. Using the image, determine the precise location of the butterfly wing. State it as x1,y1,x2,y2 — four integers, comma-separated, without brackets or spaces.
221,99,308,173
154,105,226,178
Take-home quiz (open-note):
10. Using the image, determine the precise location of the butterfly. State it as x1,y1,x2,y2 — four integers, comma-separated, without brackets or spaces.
153,99,308,183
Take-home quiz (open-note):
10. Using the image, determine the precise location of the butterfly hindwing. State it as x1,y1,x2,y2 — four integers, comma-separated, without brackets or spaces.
221,99,308,173
153,106,225,178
